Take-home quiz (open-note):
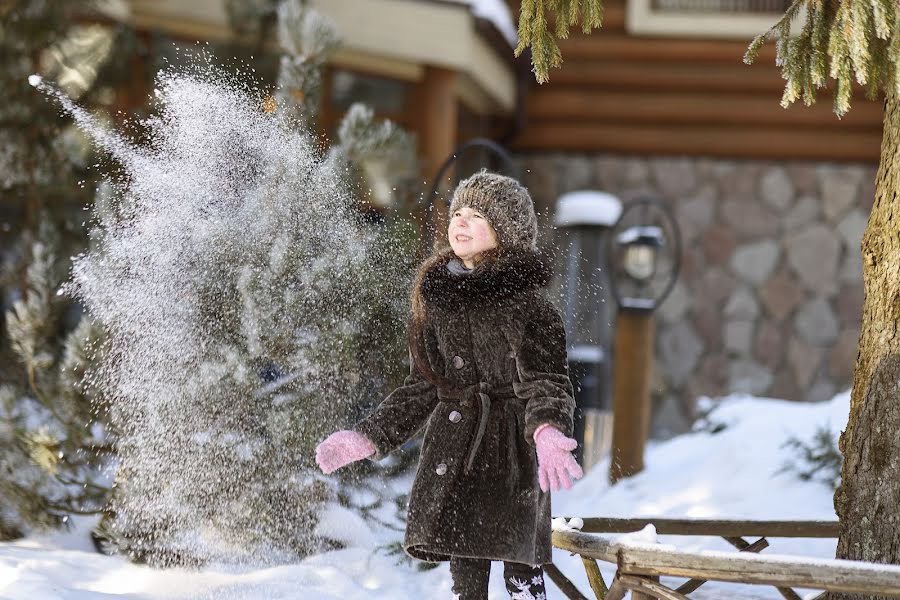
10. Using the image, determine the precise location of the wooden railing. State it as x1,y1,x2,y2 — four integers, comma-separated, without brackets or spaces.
547,517,900,600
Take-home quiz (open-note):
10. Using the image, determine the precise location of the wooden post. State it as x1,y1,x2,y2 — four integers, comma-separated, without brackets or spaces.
609,306,655,484
418,65,458,250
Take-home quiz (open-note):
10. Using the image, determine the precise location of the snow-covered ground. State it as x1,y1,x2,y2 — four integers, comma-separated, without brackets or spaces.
0,391,849,599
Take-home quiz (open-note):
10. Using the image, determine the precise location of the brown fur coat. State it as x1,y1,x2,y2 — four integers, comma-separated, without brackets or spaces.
352,248,575,565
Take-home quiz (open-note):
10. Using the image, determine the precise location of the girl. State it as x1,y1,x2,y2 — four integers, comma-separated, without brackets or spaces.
315,170,583,599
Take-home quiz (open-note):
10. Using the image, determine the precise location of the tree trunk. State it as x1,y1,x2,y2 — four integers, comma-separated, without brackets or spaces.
831,87,900,600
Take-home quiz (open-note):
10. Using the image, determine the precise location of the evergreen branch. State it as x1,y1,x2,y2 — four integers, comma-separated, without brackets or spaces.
515,0,604,83
748,0,896,116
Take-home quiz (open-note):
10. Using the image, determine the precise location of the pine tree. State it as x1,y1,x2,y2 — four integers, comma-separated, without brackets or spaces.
0,0,123,539
517,0,900,590
1,219,110,539
80,0,420,565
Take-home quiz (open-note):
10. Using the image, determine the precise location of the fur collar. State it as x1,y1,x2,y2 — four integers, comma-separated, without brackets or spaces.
420,248,552,310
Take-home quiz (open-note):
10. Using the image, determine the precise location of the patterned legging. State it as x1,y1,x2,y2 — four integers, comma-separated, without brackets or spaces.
450,556,547,599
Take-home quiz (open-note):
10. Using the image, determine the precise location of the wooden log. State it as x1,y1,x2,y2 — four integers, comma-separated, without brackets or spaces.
620,575,691,600
580,556,610,599
548,61,787,94
512,121,882,162
604,577,628,600
552,529,900,596
609,307,655,483
631,574,661,600
557,32,779,64
544,562,591,600
676,536,769,594
723,538,802,600
526,89,883,129
555,517,839,538
618,545,900,596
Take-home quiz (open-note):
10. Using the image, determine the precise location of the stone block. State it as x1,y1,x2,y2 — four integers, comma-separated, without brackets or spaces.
702,227,737,266
720,199,777,239
696,267,737,308
771,369,801,402
794,296,839,346
759,268,806,320
827,328,860,381
695,354,729,394
594,155,624,189
680,244,707,283
786,163,818,196
561,155,595,191
754,319,785,369
820,168,861,222
651,394,693,439
658,321,704,387
782,195,820,232
837,208,868,251
724,287,760,320
676,184,716,242
728,359,774,395
835,283,864,327
709,160,738,177
788,337,823,389
651,157,697,198
760,166,795,212
805,378,838,403
658,279,690,324
693,308,722,351
623,157,650,186
857,172,876,213
730,240,780,285
724,319,754,355
719,164,760,201
839,250,863,284
785,224,841,295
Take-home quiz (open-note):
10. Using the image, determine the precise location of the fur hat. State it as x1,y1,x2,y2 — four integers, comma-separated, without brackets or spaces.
448,170,538,251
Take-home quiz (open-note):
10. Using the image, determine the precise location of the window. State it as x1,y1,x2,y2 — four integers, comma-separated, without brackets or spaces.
627,0,801,38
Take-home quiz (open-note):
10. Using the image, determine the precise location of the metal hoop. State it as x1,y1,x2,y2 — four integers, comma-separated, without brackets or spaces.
423,137,518,252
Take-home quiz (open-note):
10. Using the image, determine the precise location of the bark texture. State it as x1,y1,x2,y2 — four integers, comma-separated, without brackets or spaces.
832,87,900,600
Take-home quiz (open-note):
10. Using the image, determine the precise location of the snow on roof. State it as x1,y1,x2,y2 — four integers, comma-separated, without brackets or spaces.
447,0,518,47
554,190,624,227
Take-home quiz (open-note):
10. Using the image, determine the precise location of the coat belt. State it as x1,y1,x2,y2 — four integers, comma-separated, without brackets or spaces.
437,382,518,474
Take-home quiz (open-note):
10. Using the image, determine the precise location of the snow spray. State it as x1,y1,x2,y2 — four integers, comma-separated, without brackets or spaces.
32,61,395,566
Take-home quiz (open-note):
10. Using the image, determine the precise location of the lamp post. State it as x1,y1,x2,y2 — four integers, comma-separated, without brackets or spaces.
608,198,681,484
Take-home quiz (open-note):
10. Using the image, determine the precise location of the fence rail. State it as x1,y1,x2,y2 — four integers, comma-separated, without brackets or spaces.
549,518,900,600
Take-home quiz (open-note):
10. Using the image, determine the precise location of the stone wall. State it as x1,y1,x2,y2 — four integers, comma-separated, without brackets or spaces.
515,153,876,437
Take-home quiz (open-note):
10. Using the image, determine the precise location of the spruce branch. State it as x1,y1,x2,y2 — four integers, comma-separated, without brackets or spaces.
746,0,896,116
515,0,604,84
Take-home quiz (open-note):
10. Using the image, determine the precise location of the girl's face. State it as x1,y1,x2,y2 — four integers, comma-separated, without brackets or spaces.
449,206,498,268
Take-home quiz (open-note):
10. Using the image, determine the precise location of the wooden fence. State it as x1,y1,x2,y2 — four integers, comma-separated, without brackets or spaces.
547,517,900,600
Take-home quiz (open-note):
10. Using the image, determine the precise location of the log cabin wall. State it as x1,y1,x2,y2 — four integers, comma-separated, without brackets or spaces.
506,0,880,436
509,0,883,161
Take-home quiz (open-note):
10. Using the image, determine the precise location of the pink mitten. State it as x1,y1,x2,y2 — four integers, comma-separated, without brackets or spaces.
533,424,584,492
315,430,377,474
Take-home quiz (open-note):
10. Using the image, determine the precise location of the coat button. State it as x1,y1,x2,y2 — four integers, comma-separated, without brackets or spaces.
452,355,465,369
448,410,462,423
435,463,448,475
